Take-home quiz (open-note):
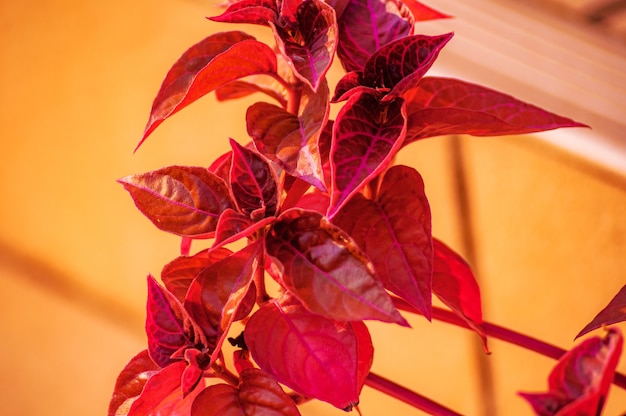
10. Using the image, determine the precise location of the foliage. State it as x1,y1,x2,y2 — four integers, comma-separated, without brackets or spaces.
109,1,626,414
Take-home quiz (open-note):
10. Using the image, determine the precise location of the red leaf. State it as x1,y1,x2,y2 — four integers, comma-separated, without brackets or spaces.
402,0,452,21
244,296,374,409
209,0,278,25
215,75,287,107
139,31,277,148
272,0,337,91
577,285,626,339
246,81,330,191
404,77,588,144
431,238,488,351
337,0,415,72
213,209,276,248
108,350,160,416
229,139,279,218
265,209,408,325
119,166,235,238
519,328,623,416
329,91,407,217
161,247,233,303
333,165,433,319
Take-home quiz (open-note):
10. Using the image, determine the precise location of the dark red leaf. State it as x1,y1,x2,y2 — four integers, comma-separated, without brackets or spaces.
118,166,235,238
577,285,626,339
229,138,279,218
360,33,453,99
519,328,623,415
139,31,277,148
246,81,329,190
213,209,276,248
329,91,407,217
402,0,452,21
161,247,233,303
431,238,487,351
108,350,160,416
337,0,414,72
404,77,588,145
208,0,278,25
292,191,330,213
215,75,288,107
333,165,433,319
272,0,337,91
265,209,408,325
182,349,209,397
244,296,373,409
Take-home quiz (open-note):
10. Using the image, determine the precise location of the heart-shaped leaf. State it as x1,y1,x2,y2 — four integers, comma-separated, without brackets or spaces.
208,0,278,25
432,238,488,351
139,31,277,148
329,91,407,217
265,209,408,325
577,285,626,339
519,328,623,415
119,166,235,238
336,0,414,72
404,77,588,144
108,350,160,416
244,296,373,410
333,165,433,319
229,139,279,218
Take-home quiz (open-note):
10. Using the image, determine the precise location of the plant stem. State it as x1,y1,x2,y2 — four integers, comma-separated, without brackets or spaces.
365,372,463,416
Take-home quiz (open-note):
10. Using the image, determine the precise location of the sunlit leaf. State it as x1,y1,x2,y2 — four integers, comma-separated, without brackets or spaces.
577,285,626,339
108,350,160,416
215,75,287,107
209,0,278,25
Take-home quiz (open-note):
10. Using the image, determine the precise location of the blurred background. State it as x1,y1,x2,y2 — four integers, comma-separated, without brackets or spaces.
0,0,625,414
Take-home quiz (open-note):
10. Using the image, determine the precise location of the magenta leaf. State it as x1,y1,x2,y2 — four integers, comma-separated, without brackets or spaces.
244,296,374,410
139,31,277,148
161,247,233,303
146,275,206,367
229,139,279,218
246,80,330,190
402,0,452,21
208,0,278,25
265,208,408,325
119,166,235,238
108,350,160,416
191,368,301,416
431,238,488,350
519,328,623,415
336,0,415,72
577,285,626,339
333,165,433,319
329,91,407,217
272,0,337,91
404,77,588,144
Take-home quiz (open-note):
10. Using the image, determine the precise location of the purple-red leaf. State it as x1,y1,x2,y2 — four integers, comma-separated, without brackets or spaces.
119,166,235,238
244,296,373,410
333,165,433,319
108,350,160,416
139,31,277,148
577,285,626,339
265,209,408,325
272,0,337,91
431,239,488,351
329,91,407,217
229,139,279,218
519,328,623,415
404,77,588,144
336,0,415,72
246,81,330,190
209,0,278,25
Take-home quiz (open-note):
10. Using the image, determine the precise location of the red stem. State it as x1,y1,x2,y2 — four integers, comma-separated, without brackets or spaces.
365,372,463,416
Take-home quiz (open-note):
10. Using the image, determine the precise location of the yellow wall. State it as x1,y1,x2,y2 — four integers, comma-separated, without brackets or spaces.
0,0,624,414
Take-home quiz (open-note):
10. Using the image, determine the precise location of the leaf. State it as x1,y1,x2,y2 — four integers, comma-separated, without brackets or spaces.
213,209,276,248
139,31,277,148
328,91,407,217
577,285,626,339
119,166,235,238
108,350,160,416
265,209,408,325
360,33,453,99
404,77,588,145
333,165,433,319
215,75,287,107
161,247,233,303
336,0,415,72
246,80,330,190
402,0,452,21
229,139,279,218
271,0,337,91
244,296,374,410
208,0,278,25
431,238,488,351
519,328,623,416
